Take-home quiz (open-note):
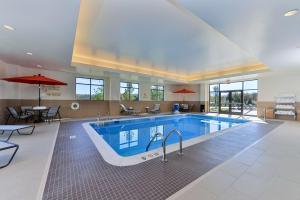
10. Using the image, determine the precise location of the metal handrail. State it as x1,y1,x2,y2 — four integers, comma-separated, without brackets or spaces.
162,129,183,162
146,132,163,152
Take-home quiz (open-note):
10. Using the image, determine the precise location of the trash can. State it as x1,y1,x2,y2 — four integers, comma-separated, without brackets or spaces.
200,104,205,112
173,103,180,113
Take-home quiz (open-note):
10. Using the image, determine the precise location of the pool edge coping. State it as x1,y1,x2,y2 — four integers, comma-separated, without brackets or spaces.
82,115,254,166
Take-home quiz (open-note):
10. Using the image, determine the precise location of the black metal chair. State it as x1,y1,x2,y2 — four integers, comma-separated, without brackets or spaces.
6,107,33,124
21,106,35,116
41,106,61,123
0,140,19,169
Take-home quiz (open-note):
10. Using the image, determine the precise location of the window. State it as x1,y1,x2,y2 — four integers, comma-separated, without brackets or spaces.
208,80,258,116
120,82,139,101
243,80,258,115
76,78,104,100
220,82,243,91
209,84,220,112
151,85,164,101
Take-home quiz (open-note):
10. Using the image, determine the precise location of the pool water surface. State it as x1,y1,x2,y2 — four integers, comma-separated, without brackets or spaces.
90,114,248,156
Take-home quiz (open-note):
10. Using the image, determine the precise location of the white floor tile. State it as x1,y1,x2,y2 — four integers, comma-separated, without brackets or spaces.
197,170,237,195
231,173,273,198
258,177,300,200
216,188,252,200
218,160,249,178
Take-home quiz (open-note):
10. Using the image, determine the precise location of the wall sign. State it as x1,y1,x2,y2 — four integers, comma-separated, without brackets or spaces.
42,85,62,97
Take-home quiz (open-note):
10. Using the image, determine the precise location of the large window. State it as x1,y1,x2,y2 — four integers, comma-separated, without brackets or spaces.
76,78,104,100
209,84,220,112
209,80,258,115
151,85,164,101
120,82,139,101
243,80,258,115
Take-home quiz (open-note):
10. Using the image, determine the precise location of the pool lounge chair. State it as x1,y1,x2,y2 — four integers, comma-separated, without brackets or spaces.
0,140,19,169
0,125,35,141
6,107,33,124
149,104,160,114
120,104,139,115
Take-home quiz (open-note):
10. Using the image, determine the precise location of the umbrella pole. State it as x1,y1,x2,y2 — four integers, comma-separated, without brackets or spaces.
38,83,41,106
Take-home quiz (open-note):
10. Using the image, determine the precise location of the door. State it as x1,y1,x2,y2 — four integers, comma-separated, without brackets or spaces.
220,91,230,113
219,91,243,115
230,91,243,115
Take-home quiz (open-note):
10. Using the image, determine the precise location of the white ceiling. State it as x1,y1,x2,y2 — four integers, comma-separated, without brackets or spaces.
0,0,299,81
177,0,300,70
73,0,259,75
0,0,80,69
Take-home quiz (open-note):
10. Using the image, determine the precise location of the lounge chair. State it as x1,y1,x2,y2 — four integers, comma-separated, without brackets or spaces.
6,107,33,124
41,106,61,123
149,104,160,114
0,140,19,169
120,104,139,115
0,125,35,141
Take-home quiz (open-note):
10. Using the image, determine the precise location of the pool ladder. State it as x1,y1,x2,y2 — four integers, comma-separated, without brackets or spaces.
146,129,183,162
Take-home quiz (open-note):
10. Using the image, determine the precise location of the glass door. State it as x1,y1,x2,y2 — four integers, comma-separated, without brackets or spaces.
219,91,243,115
231,91,243,115
220,92,230,113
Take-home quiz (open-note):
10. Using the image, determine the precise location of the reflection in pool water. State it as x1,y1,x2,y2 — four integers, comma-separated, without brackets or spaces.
91,115,247,156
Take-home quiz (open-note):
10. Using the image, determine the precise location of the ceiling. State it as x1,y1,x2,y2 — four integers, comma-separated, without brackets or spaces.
0,0,299,82
0,0,80,70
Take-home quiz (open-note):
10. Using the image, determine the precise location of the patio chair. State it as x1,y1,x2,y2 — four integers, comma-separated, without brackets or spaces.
0,140,19,169
41,106,61,123
21,106,35,116
6,107,33,124
149,104,160,114
120,104,138,115
180,104,189,112
0,125,35,141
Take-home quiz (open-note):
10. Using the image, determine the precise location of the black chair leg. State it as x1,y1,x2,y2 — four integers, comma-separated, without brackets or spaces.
5,115,11,125
0,142,19,169
16,126,35,136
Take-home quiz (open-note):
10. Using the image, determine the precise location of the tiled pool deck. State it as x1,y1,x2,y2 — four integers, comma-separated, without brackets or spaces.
43,120,281,200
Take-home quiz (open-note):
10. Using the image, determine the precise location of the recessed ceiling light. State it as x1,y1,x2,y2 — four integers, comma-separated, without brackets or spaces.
284,9,299,17
3,24,15,31
37,64,43,68
26,52,33,56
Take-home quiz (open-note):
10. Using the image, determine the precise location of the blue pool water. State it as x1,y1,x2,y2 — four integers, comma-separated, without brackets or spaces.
90,114,248,157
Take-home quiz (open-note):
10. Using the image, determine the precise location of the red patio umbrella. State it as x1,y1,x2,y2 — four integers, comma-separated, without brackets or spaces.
2,74,67,106
173,88,196,94
173,88,196,101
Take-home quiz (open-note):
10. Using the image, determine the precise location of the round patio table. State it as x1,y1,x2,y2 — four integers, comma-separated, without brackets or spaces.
25,106,49,123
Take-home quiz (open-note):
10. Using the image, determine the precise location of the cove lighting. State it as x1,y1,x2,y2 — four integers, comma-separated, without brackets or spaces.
284,9,299,17
3,24,15,31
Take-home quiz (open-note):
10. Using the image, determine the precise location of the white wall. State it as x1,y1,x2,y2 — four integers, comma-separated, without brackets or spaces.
0,62,203,101
258,71,300,102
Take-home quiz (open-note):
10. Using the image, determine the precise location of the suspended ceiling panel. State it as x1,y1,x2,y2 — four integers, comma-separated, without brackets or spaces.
72,0,265,81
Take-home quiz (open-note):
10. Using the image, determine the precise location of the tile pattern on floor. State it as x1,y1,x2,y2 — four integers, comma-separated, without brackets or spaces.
43,120,281,200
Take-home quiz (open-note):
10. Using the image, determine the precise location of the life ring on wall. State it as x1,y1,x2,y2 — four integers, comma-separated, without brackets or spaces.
71,102,80,110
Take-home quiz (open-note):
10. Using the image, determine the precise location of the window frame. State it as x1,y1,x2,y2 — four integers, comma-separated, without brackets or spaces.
120,81,140,101
208,79,258,115
75,77,104,101
150,85,164,101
